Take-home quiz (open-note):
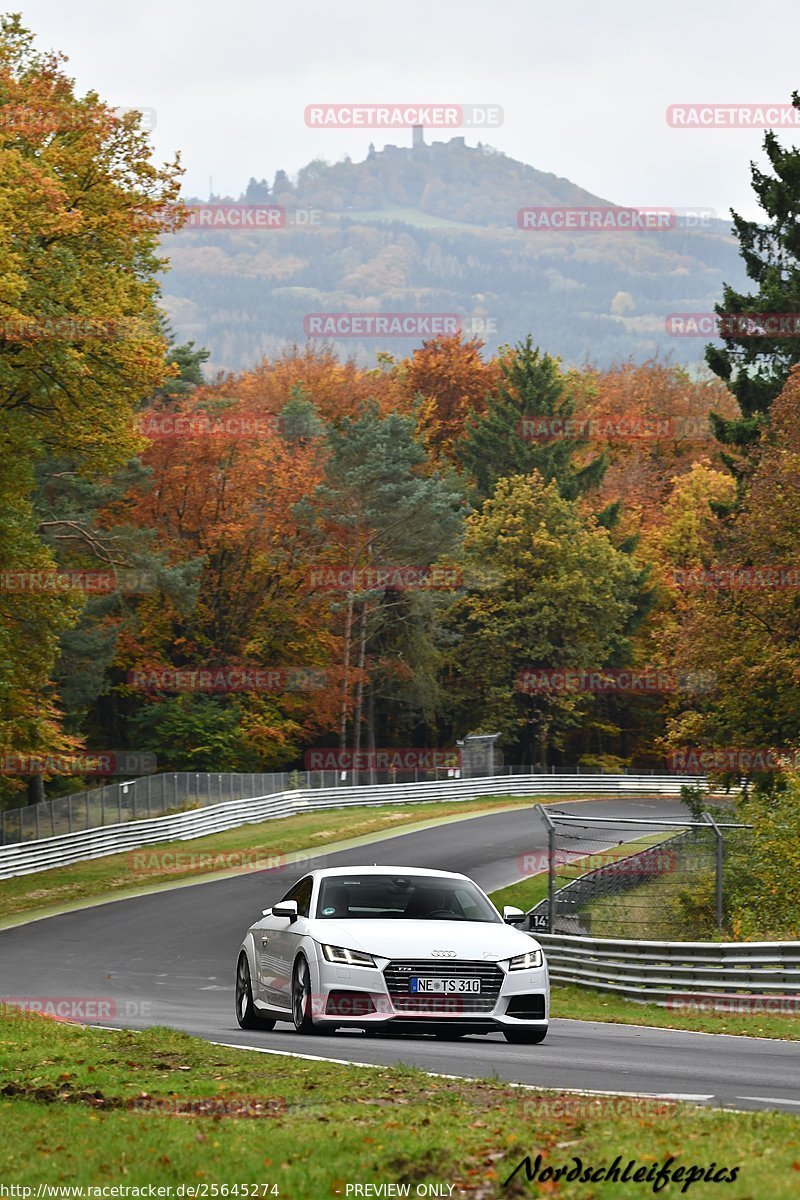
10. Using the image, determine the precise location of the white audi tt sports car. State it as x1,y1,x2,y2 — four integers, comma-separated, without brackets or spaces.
235,865,549,1043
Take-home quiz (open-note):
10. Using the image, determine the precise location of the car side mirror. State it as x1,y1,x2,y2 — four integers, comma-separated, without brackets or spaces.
271,900,299,921
503,905,525,924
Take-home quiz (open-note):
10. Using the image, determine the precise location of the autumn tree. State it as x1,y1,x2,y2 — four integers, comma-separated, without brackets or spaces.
442,473,643,764
658,368,800,781
0,16,181,797
400,332,498,462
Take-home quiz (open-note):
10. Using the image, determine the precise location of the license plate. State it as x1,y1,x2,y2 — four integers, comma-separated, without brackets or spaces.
410,977,480,994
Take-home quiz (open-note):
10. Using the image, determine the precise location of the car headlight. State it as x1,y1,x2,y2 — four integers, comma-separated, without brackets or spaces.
507,948,544,971
322,944,376,967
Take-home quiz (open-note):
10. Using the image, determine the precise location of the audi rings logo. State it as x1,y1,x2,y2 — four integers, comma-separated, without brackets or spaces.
430,950,457,958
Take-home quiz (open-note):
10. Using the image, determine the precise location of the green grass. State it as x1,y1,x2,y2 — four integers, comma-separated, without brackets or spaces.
581,848,717,940
550,983,800,1040
1,1007,798,1197
0,796,544,925
334,205,494,231
489,831,675,916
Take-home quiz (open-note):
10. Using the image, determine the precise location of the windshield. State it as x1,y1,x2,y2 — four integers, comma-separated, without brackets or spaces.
315,874,501,922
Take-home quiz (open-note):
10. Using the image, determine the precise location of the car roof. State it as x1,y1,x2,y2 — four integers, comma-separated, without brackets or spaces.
309,865,470,882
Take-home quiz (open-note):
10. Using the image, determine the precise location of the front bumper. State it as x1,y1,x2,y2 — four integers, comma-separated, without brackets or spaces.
310,955,550,1028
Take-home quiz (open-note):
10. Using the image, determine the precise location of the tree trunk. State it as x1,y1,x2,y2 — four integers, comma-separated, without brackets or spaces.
27,775,45,806
367,679,376,784
352,601,370,777
338,591,355,753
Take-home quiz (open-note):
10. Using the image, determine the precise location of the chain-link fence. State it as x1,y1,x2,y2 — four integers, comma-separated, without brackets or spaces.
528,807,751,940
0,762,698,846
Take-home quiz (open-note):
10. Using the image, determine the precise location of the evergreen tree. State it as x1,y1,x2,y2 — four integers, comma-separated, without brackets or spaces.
314,405,464,751
707,92,800,460
242,177,271,203
457,336,608,502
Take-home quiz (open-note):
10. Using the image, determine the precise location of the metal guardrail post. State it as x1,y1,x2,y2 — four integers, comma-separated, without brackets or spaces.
703,811,725,934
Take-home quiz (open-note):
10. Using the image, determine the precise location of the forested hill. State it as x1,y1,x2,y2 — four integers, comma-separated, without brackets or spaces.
265,136,612,222
161,136,747,373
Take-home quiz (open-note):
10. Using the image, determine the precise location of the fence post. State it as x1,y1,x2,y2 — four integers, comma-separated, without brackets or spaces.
68,795,73,834
536,805,557,933
703,811,724,934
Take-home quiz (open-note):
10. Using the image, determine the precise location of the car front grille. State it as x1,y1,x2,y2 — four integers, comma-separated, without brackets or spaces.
383,959,503,1014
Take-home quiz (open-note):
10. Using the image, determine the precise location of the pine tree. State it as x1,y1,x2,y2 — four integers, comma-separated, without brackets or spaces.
707,92,800,461
457,336,608,502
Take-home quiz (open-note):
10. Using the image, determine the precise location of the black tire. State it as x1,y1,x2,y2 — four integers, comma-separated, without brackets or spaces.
235,952,276,1030
503,1026,547,1044
291,955,316,1034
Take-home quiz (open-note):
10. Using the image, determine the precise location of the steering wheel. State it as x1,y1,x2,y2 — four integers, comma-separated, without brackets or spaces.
422,908,461,920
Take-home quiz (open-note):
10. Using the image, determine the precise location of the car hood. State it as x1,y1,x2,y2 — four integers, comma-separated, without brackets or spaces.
306,918,541,962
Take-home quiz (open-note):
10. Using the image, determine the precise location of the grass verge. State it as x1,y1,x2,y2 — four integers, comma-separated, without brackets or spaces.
0,1007,798,1197
550,983,800,1041
0,796,541,925
489,831,675,916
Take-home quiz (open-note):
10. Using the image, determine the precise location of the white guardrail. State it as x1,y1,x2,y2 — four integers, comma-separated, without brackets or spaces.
536,932,800,1005
0,772,698,881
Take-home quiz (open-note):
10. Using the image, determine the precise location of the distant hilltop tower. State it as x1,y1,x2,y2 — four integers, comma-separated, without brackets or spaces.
412,124,425,151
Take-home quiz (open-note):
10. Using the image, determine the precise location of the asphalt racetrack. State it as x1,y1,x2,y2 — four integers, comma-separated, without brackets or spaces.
1,798,798,1114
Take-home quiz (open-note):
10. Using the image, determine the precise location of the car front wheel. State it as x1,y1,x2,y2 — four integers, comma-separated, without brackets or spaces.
235,952,276,1030
291,955,316,1034
503,1026,547,1044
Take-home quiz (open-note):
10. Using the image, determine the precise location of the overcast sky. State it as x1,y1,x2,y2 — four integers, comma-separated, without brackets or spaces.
15,0,800,219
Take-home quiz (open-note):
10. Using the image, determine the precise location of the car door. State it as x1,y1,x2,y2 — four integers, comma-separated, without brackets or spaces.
261,875,314,1010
